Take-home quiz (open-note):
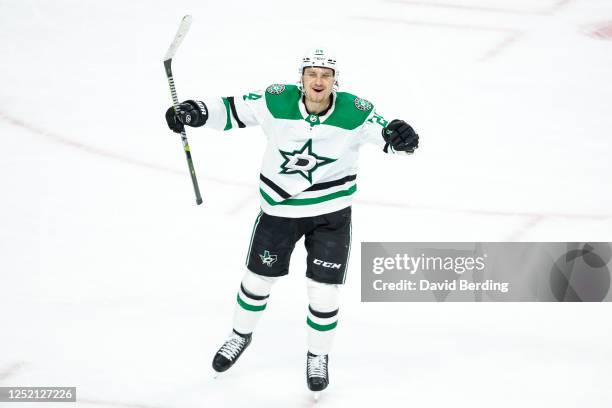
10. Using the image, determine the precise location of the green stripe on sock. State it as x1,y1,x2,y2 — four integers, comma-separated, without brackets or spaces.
237,293,267,312
306,317,338,331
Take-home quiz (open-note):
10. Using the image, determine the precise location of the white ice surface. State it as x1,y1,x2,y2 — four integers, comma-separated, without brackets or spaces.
1,0,611,407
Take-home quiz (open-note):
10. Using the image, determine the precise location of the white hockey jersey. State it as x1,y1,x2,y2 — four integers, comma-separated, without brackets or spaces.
202,84,404,218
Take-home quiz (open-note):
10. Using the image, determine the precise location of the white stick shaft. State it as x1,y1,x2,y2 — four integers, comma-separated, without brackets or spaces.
164,15,192,62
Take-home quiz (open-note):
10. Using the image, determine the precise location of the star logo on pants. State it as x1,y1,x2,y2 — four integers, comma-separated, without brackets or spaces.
260,250,278,267
279,139,336,183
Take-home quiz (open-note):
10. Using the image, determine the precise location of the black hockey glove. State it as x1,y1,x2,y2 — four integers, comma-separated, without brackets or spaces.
165,100,208,133
382,119,419,153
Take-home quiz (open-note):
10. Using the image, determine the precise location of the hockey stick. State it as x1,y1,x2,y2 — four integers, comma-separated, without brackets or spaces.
163,15,203,205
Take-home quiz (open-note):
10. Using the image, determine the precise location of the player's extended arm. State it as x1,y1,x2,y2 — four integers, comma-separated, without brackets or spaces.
360,110,419,154
165,93,262,133
382,119,419,154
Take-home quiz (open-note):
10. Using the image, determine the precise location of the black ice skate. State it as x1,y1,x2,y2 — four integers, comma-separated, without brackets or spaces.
212,330,252,373
306,352,329,396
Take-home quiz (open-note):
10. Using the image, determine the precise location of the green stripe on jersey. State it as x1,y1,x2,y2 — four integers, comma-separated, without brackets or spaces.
307,317,338,332
237,293,267,311
222,97,233,131
260,184,356,206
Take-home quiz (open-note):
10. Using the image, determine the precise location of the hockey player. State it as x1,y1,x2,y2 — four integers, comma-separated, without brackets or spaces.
165,48,419,394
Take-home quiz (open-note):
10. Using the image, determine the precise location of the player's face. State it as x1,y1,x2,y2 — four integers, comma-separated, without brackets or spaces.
302,67,335,104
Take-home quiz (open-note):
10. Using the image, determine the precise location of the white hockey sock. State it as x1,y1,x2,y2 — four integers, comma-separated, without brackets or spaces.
306,278,340,355
233,270,277,335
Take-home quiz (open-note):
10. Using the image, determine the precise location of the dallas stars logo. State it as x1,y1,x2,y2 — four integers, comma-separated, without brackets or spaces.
266,84,285,95
279,139,336,183
260,250,277,267
354,97,373,111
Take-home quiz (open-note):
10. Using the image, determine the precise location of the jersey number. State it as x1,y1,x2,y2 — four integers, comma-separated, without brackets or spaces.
368,112,388,128
243,93,262,101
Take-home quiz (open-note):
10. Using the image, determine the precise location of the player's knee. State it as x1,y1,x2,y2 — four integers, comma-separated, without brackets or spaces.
242,269,278,297
307,278,340,312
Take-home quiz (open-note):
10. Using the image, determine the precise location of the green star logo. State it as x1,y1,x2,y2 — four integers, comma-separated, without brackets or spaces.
259,250,277,267
279,139,336,184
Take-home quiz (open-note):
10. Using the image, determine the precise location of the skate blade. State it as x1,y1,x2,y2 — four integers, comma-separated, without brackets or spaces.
312,392,320,402
212,369,223,379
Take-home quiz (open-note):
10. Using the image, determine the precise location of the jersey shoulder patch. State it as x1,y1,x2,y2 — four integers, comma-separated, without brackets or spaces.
353,96,373,112
324,91,374,130
266,84,287,95
265,84,302,120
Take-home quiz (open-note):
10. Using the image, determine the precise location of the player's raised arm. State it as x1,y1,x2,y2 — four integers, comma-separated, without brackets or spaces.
165,92,264,133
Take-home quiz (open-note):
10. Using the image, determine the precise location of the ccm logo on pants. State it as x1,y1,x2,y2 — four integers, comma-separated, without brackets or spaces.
313,259,342,269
